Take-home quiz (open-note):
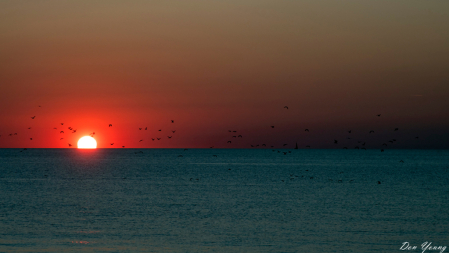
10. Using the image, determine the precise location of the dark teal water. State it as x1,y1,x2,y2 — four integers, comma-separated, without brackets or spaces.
0,149,448,252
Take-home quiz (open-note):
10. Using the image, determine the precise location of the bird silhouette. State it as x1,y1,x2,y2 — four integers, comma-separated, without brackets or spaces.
172,130,176,133
369,130,374,133
334,140,338,144
60,138,63,140
72,130,76,133
271,126,274,128
171,120,174,123
284,106,288,109
283,144,287,146
30,138,32,140
145,127,147,130
110,143,114,145
167,136,172,139
31,116,35,119
139,128,142,130
377,114,381,117
305,129,309,132
238,135,242,138
60,131,64,134
158,129,161,131
68,127,72,130
139,140,143,142
68,144,72,147
61,123,64,125
227,141,232,143
151,138,155,141
122,146,125,148
109,124,112,127
348,130,351,133
28,127,31,129
394,128,399,131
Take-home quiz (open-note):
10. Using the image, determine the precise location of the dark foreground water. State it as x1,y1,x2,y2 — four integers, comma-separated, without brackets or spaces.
0,149,448,252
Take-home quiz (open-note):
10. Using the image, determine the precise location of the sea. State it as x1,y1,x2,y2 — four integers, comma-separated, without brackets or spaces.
0,148,448,252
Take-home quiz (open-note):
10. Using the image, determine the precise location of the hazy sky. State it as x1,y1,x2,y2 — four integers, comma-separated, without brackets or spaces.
1,0,448,148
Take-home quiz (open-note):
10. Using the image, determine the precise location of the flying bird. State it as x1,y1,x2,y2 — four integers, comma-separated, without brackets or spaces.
110,143,114,145
30,138,32,140
122,146,125,148
284,106,288,109
348,130,351,133
394,128,399,131
305,129,309,132
369,130,374,133
139,140,143,142
157,138,161,140
61,123,64,125
139,128,142,130
145,127,147,130
28,127,31,129
334,140,338,144
271,126,274,128
167,136,172,139
151,138,155,141
60,131,64,134
158,129,161,131
171,120,174,123
238,135,242,138
31,116,35,119
172,130,176,133
283,144,287,146
227,141,232,143
377,114,381,117
68,144,72,147
60,138,64,140
109,124,112,127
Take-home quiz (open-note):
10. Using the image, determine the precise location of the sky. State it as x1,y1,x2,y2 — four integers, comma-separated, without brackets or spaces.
0,0,448,149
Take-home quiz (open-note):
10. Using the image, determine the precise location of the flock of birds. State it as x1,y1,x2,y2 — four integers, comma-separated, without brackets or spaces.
1,105,420,155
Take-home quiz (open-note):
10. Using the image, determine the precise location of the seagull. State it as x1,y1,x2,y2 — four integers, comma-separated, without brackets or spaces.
157,138,161,140
167,136,172,139
227,141,232,143
238,135,242,138
151,138,155,141
14,133,17,135
283,144,287,146
60,131,64,134
172,130,176,133
31,116,35,119
72,129,77,133
284,106,288,109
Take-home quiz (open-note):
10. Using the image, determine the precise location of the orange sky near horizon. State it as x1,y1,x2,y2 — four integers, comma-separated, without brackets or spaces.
0,0,448,148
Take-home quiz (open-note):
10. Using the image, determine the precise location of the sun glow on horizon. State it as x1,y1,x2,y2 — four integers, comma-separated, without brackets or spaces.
77,136,97,149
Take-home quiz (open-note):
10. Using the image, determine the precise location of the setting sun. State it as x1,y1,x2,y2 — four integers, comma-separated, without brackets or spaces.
77,136,97,149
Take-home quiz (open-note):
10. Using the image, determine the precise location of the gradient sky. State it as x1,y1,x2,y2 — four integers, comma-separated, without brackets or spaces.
1,0,448,148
